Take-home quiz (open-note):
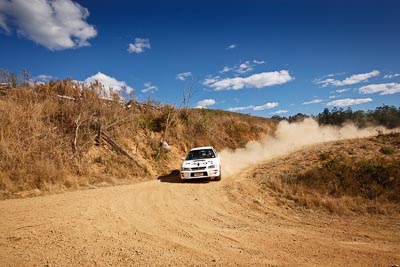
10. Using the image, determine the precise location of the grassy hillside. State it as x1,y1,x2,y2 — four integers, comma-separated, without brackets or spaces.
0,79,276,198
255,133,400,214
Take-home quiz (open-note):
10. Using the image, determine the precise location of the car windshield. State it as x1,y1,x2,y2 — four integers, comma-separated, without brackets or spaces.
186,149,215,160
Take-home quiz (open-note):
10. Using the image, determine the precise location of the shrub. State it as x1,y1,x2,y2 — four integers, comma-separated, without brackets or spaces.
0,71,276,197
379,146,396,155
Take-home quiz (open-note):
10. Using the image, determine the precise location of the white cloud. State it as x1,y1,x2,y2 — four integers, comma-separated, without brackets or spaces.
315,70,380,87
235,62,253,74
226,44,236,50
202,76,221,86
335,88,351,93
128,38,150,54
302,99,323,105
253,60,265,65
326,72,345,78
270,110,288,115
326,98,372,107
219,66,233,73
359,83,400,95
0,13,9,33
208,70,293,91
329,95,338,99
220,62,252,74
141,82,157,94
220,66,233,73
85,72,134,95
219,60,265,74
176,72,192,81
0,0,97,50
195,99,216,109
29,74,54,86
253,102,279,110
313,72,345,82
35,74,53,82
383,73,400,79
228,102,279,112
228,106,254,112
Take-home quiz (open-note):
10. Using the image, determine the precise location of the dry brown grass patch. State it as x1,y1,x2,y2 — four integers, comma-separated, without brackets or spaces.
0,75,275,198
256,133,400,215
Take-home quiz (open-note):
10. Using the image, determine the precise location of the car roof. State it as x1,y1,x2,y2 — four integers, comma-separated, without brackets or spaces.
189,146,215,151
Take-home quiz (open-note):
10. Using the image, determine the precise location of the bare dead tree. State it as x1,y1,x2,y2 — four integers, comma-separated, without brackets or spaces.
96,118,102,146
162,111,171,143
72,114,81,155
180,74,198,116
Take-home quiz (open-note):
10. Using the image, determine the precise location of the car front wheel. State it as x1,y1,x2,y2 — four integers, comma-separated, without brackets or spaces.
214,168,221,181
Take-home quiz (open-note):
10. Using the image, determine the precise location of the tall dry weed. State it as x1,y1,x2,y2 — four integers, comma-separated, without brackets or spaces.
0,74,276,197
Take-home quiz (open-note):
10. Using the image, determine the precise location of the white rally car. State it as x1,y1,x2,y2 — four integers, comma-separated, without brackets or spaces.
180,146,221,181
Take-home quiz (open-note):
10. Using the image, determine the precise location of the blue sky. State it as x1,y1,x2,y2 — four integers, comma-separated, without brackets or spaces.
0,0,399,117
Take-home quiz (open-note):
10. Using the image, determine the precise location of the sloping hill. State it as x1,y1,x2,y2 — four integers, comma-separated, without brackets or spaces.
251,132,400,214
0,80,276,198
0,134,399,266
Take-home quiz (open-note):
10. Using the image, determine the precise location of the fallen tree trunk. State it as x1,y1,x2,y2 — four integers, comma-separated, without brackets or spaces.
101,131,144,169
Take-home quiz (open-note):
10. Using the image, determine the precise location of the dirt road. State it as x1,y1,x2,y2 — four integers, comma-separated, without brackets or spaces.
1,152,400,266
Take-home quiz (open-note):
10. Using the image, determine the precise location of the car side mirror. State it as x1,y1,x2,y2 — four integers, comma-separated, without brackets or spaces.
181,157,186,161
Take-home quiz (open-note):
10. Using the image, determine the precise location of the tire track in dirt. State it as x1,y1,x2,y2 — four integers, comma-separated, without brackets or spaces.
1,144,400,266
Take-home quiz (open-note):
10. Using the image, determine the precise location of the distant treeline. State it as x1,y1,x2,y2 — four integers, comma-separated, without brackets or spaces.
271,105,400,129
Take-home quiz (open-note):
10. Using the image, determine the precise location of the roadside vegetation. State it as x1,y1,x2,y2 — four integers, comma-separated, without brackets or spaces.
0,70,275,198
1,69,400,205
259,133,400,215
272,105,400,129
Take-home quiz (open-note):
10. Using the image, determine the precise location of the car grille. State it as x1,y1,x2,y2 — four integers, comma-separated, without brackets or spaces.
190,167,206,171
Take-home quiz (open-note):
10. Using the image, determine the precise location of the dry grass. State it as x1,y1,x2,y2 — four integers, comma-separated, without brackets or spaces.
256,133,400,215
0,77,275,198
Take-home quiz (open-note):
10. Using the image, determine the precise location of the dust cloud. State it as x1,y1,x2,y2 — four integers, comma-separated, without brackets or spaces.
220,118,393,177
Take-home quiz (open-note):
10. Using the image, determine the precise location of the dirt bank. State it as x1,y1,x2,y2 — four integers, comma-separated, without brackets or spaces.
0,142,399,266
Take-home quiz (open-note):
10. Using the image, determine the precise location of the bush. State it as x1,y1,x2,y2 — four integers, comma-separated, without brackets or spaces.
0,70,276,197
293,157,400,202
379,146,396,155
316,105,400,128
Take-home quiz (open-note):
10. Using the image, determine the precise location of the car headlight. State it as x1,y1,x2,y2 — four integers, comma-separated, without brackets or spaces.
208,165,216,169
181,167,191,171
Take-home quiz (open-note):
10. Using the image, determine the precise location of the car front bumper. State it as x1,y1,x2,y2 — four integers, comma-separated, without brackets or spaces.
180,168,220,180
